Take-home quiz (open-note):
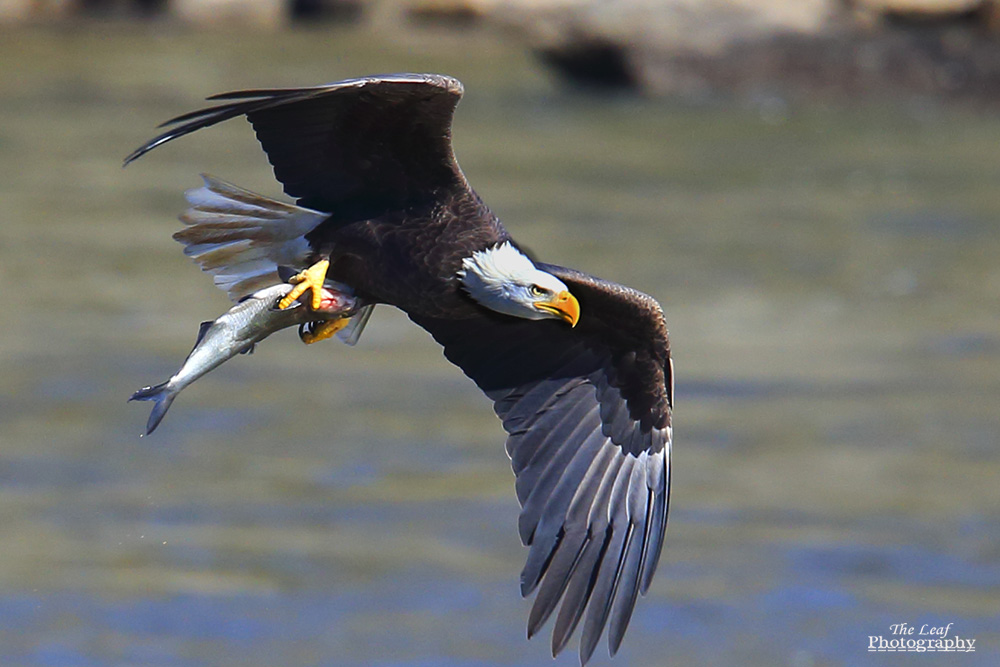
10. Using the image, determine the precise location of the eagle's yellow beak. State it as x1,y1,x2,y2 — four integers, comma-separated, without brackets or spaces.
535,290,580,327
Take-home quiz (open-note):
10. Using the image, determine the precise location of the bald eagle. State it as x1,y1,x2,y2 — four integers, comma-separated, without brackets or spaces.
126,74,672,665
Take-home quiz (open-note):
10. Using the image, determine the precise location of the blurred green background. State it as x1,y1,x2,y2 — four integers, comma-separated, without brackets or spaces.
1,8,999,666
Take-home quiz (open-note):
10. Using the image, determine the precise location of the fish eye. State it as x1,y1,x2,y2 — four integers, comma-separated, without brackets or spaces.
529,284,547,297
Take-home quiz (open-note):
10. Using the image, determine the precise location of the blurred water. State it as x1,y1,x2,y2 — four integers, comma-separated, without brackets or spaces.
1,24,999,667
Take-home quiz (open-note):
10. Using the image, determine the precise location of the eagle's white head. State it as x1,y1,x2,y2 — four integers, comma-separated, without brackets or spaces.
458,242,580,326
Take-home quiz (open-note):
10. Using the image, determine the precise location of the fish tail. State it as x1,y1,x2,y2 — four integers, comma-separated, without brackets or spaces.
129,382,177,436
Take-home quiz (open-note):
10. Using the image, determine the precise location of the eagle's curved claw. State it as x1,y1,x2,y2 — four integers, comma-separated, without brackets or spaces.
299,318,350,345
278,259,330,310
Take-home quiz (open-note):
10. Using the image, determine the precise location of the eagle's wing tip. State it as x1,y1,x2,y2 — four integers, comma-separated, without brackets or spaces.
122,148,143,167
425,73,464,96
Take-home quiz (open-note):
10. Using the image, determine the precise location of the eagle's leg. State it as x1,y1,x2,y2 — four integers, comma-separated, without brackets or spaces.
299,318,351,345
278,259,330,310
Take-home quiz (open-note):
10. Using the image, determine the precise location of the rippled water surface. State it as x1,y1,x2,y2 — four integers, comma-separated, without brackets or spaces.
1,24,999,666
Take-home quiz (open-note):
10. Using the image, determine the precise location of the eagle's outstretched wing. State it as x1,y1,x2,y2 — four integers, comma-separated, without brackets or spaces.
125,74,465,308
411,266,672,664
125,73,467,215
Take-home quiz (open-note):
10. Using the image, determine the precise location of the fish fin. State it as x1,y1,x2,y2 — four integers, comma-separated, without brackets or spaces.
276,265,298,283
338,304,375,346
129,382,177,436
241,343,256,355
179,321,214,365
194,321,213,345
176,174,328,302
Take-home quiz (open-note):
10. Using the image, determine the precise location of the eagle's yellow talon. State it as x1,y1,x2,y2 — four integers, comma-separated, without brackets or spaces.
278,259,330,310
278,281,310,310
301,318,350,344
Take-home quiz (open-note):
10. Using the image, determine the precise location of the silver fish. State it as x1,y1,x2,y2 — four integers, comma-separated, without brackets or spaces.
130,282,357,435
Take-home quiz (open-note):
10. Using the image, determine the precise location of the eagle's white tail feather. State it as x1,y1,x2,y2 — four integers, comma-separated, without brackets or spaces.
174,174,326,301
182,177,303,217
215,273,279,298
214,258,275,286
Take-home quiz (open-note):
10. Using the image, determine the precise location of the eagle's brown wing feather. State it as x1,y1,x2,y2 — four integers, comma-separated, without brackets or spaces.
125,74,467,215
411,267,671,664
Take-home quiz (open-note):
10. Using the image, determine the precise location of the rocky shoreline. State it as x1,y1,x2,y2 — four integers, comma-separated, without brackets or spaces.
7,0,1000,105
536,24,1000,106
495,0,1000,104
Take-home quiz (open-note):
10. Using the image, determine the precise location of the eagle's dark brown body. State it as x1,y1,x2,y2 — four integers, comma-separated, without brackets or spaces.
127,73,672,666
317,189,510,319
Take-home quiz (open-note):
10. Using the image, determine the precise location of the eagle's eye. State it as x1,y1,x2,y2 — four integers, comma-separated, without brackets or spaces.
529,284,548,297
